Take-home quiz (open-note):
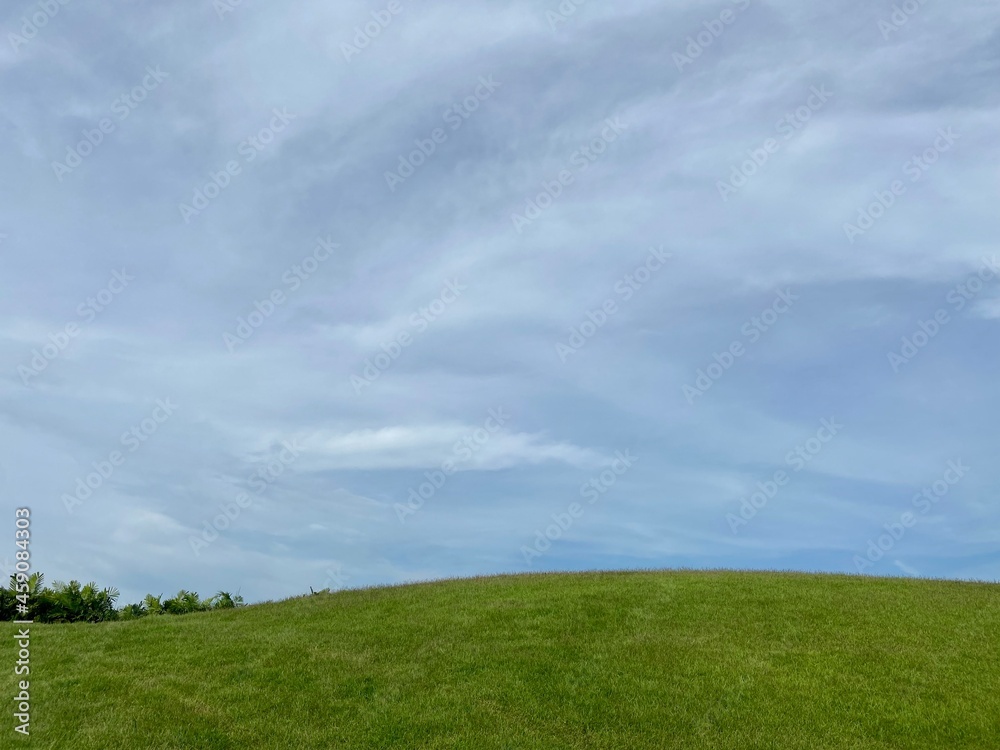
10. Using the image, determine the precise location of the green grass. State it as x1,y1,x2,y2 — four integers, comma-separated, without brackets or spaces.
4,570,999,748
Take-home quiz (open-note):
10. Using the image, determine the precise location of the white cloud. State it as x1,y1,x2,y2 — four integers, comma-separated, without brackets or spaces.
297,425,608,471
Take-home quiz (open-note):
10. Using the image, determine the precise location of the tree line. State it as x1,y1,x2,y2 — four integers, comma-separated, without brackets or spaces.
2,573,246,623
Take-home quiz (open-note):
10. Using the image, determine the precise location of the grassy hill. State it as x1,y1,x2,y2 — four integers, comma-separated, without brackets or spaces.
4,570,999,749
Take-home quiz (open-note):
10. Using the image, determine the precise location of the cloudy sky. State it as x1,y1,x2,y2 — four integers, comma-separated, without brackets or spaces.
1,0,998,604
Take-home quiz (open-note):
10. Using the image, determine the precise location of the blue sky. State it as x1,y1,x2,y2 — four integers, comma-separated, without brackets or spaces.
1,0,998,604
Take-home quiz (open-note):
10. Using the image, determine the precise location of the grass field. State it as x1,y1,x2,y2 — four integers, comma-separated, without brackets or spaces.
4,570,999,748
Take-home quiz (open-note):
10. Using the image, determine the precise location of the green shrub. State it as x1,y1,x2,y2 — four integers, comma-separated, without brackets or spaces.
2,574,245,623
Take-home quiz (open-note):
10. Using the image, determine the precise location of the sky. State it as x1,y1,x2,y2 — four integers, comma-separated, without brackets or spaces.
1,0,998,605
